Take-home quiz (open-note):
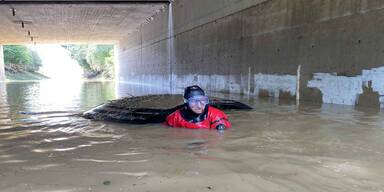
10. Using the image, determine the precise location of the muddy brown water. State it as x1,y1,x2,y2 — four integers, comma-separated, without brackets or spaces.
0,81,383,192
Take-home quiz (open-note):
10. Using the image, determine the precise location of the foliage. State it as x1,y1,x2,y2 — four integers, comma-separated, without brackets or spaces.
62,44,92,71
30,50,42,71
3,45,42,72
63,44,114,79
4,45,32,65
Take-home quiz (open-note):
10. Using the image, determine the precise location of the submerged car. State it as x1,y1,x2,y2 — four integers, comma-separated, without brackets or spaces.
83,94,252,124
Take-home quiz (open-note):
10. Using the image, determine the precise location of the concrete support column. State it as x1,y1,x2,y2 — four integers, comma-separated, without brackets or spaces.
0,45,5,82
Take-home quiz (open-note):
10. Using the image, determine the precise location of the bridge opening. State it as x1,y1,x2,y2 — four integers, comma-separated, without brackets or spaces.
0,0,169,82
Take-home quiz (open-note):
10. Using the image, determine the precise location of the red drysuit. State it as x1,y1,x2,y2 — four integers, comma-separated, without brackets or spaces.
165,105,231,129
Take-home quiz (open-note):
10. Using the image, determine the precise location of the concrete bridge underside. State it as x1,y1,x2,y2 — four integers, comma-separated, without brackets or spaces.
0,0,167,81
1,0,384,109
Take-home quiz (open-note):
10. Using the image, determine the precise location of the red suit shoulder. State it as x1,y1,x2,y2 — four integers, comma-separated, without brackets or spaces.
206,106,231,129
165,106,231,129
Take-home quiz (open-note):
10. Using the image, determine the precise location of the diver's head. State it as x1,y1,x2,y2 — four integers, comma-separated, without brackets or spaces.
183,85,209,114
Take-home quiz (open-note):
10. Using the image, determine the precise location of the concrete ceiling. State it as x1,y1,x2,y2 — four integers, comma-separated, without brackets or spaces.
0,1,168,44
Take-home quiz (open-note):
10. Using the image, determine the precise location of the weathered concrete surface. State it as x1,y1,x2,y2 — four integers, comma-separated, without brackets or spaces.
0,45,5,82
0,2,165,44
118,0,384,109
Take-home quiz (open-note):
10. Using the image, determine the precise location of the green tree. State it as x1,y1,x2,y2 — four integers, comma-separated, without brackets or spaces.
29,50,42,71
64,44,114,79
3,45,32,65
63,44,92,71
3,45,42,72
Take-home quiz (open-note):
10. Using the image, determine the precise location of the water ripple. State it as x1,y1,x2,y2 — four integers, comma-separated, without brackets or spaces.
100,171,148,177
72,158,149,163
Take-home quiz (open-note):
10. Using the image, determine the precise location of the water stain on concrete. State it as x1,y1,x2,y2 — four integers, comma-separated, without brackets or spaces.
356,81,380,110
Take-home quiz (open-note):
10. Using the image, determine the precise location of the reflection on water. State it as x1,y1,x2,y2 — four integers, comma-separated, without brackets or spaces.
0,83,11,131
5,81,116,113
0,81,383,191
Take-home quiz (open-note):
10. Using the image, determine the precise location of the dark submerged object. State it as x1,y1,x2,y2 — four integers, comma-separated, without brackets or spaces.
83,94,252,124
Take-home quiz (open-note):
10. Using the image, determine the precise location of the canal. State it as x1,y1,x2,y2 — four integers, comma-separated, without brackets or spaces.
0,81,383,191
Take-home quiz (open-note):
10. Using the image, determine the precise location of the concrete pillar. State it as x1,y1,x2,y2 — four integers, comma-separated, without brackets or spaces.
0,45,5,104
0,81,5,99
0,45,5,82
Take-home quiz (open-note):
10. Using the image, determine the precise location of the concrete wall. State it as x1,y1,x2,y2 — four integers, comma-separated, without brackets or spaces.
0,45,5,82
118,0,384,109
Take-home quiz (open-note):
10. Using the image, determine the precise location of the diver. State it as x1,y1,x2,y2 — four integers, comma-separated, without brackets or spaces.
165,85,231,130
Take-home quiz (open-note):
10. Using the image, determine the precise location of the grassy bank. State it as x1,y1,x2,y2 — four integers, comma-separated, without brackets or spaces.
6,71,49,81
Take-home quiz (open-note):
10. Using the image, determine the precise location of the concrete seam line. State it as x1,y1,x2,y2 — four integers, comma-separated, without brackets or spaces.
296,65,301,102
